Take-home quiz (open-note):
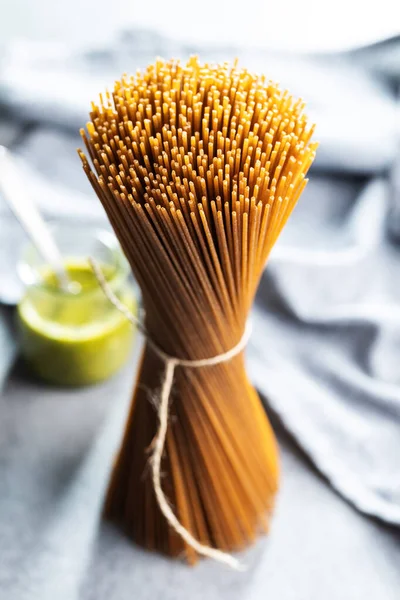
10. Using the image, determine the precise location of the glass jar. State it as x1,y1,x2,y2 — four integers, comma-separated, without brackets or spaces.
16,224,136,386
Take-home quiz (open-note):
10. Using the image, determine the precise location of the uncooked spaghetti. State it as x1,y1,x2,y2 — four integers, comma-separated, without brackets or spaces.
79,57,317,565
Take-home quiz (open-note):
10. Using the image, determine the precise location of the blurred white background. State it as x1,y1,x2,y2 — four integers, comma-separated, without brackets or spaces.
0,0,399,52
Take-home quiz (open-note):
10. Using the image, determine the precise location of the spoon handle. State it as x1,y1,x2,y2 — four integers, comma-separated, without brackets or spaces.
0,146,70,291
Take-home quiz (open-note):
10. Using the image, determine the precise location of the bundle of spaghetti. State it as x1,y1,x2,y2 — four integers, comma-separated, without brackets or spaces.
79,57,317,564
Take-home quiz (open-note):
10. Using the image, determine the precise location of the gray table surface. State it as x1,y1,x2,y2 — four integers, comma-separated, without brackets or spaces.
1,345,400,600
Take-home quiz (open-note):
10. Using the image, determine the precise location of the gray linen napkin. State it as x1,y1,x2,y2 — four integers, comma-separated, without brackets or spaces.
0,30,399,526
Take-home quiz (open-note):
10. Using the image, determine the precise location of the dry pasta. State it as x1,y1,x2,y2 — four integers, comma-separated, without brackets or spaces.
79,57,317,564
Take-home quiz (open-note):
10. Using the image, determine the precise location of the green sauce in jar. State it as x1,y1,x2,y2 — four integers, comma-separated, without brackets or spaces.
17,258,136,386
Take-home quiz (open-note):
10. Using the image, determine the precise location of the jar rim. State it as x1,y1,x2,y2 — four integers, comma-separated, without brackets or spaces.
17,222,130,299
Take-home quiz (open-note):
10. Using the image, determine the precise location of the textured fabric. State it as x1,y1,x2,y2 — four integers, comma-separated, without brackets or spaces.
0,30,399,533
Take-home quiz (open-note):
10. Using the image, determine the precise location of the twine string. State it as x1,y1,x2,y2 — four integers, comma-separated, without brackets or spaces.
89,258,251,570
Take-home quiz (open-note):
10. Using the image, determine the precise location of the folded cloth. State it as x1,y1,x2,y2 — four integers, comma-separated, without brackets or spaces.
0,30,399,525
